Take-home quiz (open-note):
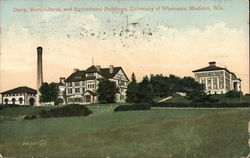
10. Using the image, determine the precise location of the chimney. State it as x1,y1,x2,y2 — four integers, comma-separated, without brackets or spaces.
96,65,101,71
109,65,114,74
209,62,216,67
37,47,43,91
60,77,65,84
73,68,79,73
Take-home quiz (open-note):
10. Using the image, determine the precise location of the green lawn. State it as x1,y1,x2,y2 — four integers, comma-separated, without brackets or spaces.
163,94,250,104
0,106,249,158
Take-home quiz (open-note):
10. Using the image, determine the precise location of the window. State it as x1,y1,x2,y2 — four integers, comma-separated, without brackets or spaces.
19,98,23,104
87,73,94,77
75,98,82,102
12,98,16,104
119,80,126,86
207,78,211,89
87,84,95,89
75,76,82,79
4,98,8,104
75,88,80,93
75,82,80,86
120,95,125,100
220,84,224,89
82,87,85,92
68,88,72,94
67,83,72,87
201,79,205,85
213,78,218,89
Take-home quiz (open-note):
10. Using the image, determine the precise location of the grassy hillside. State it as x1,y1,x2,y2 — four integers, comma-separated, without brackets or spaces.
0,106,249,158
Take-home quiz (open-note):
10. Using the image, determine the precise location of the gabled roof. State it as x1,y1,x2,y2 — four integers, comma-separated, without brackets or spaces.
65,71,86,82
65,65,129,82
55,81,65,86
97,67,121,79
86,65,98,73
83,90,97,96
1,86,37,95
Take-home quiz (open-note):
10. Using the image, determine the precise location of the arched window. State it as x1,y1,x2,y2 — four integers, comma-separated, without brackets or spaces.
19,98,23,104
29,98,35,106
11,98,16,104
4,98,8,105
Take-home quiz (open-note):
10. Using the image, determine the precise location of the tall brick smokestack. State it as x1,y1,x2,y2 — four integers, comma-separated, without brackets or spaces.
37,47,43,93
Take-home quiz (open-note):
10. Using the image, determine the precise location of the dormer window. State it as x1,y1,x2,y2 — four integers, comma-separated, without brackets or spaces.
75,82,80,86
67,83,72,87
87,73,95,77
75,76,82,79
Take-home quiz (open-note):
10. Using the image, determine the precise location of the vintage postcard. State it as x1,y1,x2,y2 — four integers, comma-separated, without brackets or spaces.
0,0,249,157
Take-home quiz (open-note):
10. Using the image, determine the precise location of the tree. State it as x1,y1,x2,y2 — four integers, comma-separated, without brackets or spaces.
39,82,59,103
126,73,139,103
150,74,170,97
138,76,154,103
97,79,117,103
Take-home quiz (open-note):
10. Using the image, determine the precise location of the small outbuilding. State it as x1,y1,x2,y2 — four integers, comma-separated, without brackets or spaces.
1,86,37,106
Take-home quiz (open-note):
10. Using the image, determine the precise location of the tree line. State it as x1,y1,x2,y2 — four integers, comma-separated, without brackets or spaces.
38,73,206,104
126,73,206,103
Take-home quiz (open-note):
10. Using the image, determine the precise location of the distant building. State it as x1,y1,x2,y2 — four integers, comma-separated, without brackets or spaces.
1,86,37,106
62,65,129,104
55,77,66,105
192,62,241,94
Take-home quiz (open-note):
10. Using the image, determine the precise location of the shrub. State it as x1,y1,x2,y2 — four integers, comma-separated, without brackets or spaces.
114,104,151,112
24,115,38,120
225,90,243,98
39,104,92,118
24,115,30,120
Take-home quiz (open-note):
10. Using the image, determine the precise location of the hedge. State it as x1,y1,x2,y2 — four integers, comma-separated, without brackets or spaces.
38,104,92,118
0,104,30,110
114,104,151,112
151,102,250,108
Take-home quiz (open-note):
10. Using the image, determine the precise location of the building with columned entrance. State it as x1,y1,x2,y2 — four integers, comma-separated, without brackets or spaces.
192,62,241,94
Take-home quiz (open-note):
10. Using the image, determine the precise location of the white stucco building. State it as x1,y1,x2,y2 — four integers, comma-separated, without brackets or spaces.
1,86,37,106
62,65,129,104
192,62,241,94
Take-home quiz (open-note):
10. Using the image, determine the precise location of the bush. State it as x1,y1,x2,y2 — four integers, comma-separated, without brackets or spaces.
114,104,151,112
225,90,243,98
39,104,92,118
24,115,38,120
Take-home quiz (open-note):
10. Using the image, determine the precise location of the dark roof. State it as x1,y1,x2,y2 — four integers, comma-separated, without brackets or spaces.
86,65,98,73
65,71,86,82
192,63,240,79
97,67,121,78
1,86,37,95
55,81,65,86
192,65,230,73
65,65,129,82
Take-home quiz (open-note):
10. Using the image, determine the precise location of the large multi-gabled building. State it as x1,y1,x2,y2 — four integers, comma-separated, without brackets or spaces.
192,62,241,94
61,65,129,104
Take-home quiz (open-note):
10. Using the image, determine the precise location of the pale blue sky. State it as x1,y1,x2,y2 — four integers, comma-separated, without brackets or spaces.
0,0,248,31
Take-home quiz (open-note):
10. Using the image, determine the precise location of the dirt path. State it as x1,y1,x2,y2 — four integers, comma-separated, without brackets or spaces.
158,96,173,103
